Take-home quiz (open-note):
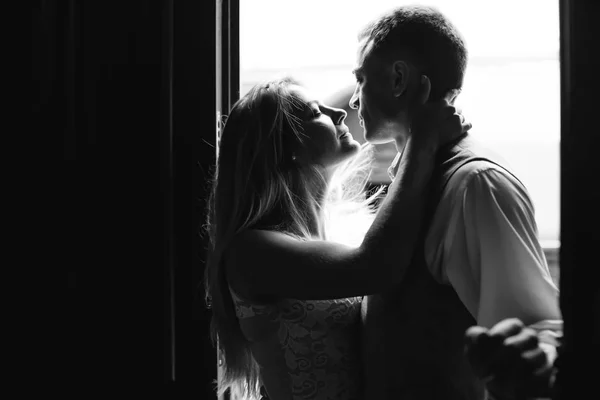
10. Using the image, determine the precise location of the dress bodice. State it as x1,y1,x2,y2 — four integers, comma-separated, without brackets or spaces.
230,289,363,400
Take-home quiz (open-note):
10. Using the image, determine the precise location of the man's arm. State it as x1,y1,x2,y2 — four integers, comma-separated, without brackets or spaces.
428,164,562,365
454,166,561,327
433,164,563,398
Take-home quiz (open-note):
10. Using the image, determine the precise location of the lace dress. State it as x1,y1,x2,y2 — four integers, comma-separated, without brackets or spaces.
230,289,363,400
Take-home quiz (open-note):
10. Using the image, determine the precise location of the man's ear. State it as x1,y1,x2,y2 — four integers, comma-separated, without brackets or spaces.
391,61,410,98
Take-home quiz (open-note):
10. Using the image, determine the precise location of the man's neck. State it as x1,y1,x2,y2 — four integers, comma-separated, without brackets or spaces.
394,135,407,154
387,135,408,180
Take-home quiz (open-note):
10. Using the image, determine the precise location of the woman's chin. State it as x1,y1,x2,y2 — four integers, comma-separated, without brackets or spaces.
339,141,362,161
343,139,361,154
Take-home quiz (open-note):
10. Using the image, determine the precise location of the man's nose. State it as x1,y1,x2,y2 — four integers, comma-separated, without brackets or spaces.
349,89,359,110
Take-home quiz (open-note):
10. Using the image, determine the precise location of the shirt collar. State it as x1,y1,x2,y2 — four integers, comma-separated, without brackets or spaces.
388,152,402,181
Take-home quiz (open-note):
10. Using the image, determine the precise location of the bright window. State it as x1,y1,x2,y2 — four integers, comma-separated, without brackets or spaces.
240,0,560,252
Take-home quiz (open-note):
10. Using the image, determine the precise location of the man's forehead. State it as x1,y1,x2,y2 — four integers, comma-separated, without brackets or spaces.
354,37,378,72
355,38,371,65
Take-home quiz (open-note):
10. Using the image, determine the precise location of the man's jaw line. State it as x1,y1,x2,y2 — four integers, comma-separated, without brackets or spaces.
363,122,406,152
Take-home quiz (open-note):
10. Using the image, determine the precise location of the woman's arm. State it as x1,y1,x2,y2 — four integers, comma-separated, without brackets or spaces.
227,138,437,301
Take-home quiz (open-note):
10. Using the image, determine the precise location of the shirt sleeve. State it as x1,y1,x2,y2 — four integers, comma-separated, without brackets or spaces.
446,167,561,328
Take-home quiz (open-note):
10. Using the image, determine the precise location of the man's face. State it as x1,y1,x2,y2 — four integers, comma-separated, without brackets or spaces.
349,38,410,145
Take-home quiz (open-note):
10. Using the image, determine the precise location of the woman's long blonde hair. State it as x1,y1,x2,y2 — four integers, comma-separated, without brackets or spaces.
204,77,383,399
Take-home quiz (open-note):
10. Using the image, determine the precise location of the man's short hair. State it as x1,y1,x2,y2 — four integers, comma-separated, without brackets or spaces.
359,6,468,101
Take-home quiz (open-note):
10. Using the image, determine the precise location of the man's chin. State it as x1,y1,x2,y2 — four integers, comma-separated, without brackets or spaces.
364,132,394,145
363,129,377,144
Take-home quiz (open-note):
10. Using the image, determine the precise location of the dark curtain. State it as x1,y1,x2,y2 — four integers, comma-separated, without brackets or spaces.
35,0,216,395
557,0,600,398
172,0,218,394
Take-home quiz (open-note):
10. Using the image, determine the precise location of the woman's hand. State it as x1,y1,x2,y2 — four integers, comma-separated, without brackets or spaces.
410,75,472,151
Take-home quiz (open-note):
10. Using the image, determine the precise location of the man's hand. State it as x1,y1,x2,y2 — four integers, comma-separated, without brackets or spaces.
410,75,472,151
465,318,555,399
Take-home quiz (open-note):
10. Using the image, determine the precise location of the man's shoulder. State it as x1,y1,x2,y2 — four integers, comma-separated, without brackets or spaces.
454,158,507,177
446,159,507,190
442,158,528,208
448,137,518,183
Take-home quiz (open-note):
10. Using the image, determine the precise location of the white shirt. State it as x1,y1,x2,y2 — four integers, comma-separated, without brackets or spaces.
389,151,562,360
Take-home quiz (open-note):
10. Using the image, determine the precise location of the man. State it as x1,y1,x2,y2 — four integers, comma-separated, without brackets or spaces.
350,6,562,400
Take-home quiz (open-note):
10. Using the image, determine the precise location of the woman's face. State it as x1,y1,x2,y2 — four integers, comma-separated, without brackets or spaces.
290,85,361,169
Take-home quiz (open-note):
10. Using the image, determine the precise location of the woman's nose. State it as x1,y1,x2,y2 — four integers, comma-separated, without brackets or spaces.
332,108,347,125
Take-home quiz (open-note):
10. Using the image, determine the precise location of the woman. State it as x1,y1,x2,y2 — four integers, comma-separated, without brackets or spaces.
205,76,468,400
